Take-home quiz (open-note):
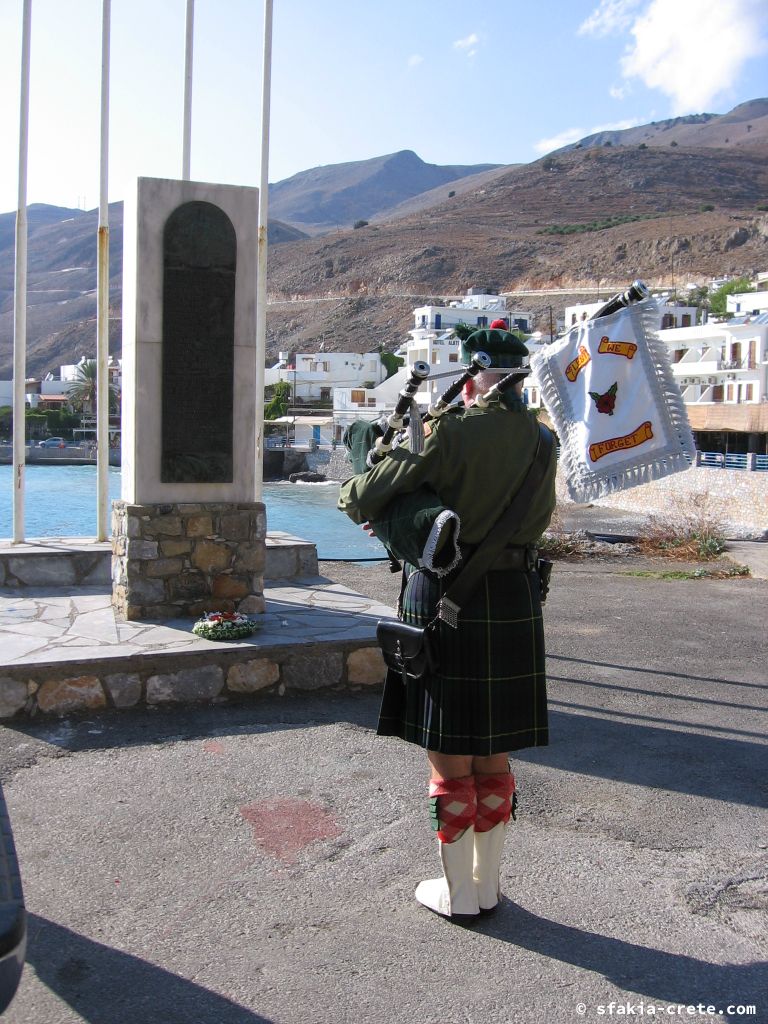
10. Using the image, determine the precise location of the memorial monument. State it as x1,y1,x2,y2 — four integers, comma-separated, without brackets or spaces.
112,177,265,620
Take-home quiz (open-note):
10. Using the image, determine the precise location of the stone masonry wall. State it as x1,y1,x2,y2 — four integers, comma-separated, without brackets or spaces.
556,464,768,536
0,642,386,719
112,501,266,620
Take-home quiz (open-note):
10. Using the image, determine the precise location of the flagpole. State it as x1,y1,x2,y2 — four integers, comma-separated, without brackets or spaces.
96,0,111,541
182,0,194,179
254,0,273,501
12,0,32,544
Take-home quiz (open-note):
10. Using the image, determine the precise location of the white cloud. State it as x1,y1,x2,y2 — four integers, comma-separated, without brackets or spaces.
579,0,642,37
407,54,424,68
609,83,629,100
620,0,768,113
454,32,480,51
593,117,645,132
533,117,645,155
533,127,585,154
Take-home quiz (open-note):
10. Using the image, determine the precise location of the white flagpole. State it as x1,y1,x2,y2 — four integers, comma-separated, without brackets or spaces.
96,0,111,541
254,0,273,501
12,0,32,544
182,0,194,179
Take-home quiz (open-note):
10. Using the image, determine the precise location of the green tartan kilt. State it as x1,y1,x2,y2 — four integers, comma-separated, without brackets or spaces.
377,563,549,755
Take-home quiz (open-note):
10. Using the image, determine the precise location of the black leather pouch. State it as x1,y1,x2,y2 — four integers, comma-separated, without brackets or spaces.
376,620,436,683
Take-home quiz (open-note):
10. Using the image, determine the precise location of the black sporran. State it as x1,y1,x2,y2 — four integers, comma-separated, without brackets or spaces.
376,620,437,685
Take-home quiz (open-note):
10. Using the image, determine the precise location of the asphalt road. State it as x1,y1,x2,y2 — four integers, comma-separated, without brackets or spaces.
0,559,766,1024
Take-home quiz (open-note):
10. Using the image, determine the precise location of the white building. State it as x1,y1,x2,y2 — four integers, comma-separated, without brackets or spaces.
333,368,408,434
726,290,768,316
413,288,532,335
265,351,386,405
334,291,540,429
564,293,699,331
658,313,768,446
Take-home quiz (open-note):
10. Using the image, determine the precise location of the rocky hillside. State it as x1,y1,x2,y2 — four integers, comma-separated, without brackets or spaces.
2,101,767,377
266,143,768,294
0,204,306,379
558,98,768,153
268,149,502,233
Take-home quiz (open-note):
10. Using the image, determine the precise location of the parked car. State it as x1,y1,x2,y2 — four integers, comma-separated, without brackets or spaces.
38,437,66,448
0,784,25,1014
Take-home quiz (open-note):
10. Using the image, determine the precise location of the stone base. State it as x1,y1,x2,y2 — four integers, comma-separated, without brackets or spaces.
112,501,266,620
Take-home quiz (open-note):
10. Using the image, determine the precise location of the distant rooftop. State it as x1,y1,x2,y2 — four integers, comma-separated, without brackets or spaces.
727,312,768,326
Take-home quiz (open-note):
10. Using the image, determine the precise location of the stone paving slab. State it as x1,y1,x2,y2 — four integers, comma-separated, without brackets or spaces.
0,576,393,718
0,577,391,671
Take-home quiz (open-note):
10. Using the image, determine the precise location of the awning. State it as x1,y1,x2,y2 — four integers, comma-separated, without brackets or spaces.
685,404,768,433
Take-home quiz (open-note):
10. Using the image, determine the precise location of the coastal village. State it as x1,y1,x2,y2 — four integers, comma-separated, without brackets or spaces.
1,4,767,1020
3,275,768,465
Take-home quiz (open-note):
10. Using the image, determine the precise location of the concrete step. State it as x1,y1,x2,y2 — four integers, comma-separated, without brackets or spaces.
0,533,318,588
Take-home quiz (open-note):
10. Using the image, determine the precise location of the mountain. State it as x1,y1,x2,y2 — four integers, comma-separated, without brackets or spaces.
0,204,307,379
1,102,767,378
268,150,502,233
558,98,768,153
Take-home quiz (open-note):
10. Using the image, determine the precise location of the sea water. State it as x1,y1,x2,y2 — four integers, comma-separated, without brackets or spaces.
0,466,386,560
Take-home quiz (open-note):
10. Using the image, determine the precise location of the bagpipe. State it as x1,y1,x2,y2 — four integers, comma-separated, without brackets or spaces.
342,344,529,573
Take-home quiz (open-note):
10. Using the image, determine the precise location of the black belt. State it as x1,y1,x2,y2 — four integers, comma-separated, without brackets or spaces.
460,544,538,572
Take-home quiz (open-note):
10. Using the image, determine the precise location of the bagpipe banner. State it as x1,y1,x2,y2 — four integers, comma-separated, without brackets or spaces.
530,299,695,503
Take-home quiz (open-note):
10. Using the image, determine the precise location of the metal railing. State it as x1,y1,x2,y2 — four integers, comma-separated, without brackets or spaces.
696,451,767,471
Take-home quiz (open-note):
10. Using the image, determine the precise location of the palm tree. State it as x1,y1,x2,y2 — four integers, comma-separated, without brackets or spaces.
67,359,117,414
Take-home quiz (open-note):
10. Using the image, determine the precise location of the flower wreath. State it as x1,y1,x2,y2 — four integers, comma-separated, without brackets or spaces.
192,610,259,641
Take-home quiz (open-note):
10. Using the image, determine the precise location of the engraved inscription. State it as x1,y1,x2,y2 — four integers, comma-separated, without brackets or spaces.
161,201,236,483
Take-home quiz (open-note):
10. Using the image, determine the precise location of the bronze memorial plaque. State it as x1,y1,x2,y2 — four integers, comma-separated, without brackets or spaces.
161,200,236,483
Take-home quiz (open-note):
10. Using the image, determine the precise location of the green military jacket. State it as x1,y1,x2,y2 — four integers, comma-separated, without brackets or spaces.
338,398,557,547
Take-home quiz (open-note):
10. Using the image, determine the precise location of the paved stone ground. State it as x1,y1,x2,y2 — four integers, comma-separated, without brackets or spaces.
1,552,766,1024
0,578,390,669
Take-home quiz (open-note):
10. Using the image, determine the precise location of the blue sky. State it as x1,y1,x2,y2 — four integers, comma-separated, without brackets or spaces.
1,0,767,214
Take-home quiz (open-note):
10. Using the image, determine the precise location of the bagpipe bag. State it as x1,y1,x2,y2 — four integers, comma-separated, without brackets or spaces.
342,420,460,573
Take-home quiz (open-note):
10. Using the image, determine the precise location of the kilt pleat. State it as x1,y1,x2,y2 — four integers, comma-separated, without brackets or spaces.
377,564,548,755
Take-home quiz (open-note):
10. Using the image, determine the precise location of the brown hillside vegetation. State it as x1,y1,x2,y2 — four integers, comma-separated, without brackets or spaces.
261,145,768,355
267,145,768,298
2,121,768,375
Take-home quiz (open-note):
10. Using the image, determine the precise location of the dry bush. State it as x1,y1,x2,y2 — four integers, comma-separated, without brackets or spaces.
539,504,585,560
637,491,727,561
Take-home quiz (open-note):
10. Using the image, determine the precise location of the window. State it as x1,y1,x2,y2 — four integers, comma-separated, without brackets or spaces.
745,383,754,401
449,353,458,362
476,316,488,327
435,314,442,329
351,389,365,405
661,314,674,329
727,384,734,401
682,314,691,327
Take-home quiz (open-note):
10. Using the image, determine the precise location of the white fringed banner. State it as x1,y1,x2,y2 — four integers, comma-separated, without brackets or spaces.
530,299,695,502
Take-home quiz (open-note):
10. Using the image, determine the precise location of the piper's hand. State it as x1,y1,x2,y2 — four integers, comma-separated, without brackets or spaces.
361,521,377,537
